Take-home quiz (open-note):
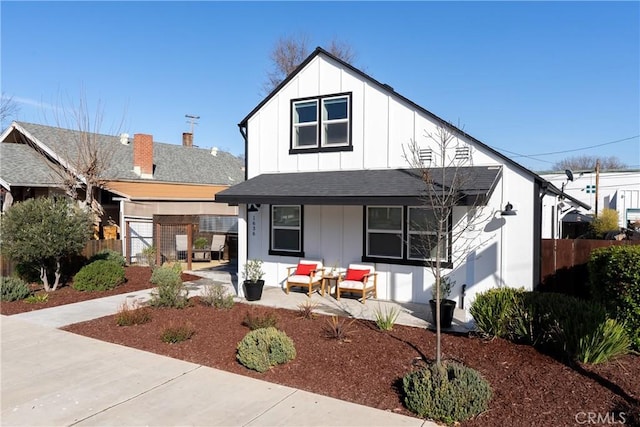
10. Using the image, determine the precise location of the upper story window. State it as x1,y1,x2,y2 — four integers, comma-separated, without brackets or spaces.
291,93,352,154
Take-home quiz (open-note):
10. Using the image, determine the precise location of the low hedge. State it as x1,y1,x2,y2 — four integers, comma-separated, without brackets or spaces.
588,245,640,350
471,288,630,364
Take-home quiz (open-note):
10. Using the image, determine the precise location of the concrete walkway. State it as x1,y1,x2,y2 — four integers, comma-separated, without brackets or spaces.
1,270,441,427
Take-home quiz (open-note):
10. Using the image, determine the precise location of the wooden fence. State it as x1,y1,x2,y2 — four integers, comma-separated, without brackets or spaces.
539,239,639,297
1,240,122,276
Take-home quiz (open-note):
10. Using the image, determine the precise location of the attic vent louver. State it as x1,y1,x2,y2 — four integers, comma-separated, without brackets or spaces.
419,148,432,163
455,146,470,160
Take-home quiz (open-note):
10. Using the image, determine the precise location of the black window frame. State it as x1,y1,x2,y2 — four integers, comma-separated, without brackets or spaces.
361,205,453,268
269,204,305,257
290,92,353,154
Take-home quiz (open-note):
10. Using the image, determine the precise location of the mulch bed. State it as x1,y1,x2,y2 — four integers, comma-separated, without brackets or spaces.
0,266,200,315
3,266,638,426
62,301,640,426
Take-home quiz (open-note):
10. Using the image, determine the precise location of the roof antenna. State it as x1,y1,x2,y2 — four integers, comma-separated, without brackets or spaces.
185,114,200,135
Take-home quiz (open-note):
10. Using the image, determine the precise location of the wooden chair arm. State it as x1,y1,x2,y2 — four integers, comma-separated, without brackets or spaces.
286,266,297,275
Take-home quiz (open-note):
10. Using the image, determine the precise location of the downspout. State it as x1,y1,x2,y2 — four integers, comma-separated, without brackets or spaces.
238,122,249,297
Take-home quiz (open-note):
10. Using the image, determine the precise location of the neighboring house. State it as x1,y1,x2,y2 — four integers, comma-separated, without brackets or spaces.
540,169,640,238
216,47,577,319
0,121,244,261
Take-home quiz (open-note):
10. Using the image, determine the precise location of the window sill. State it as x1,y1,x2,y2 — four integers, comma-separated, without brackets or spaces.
361,256,452,269
269,249,305,257
289,145,353,155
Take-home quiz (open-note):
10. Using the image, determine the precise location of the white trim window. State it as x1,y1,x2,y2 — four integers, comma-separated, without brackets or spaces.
271,205,302,253
366,206,403,258
291,93,351,150
407,207,448,261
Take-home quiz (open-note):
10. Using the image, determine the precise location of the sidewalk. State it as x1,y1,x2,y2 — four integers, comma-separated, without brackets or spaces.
1,275,438,427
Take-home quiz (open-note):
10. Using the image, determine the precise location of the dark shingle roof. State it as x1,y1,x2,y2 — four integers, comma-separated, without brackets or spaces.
10,122,244,186
215,166,502,206
0,142,64,187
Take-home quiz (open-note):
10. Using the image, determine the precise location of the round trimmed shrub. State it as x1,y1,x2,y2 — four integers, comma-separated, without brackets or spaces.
236,327,296,373
89,249,126,267
1,276,31,301
72,260,125,291
403,361,492,423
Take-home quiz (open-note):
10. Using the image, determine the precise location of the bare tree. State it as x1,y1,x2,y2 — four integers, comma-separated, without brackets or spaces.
552,155,626,171
263,34,358,93
0,93,19,126
403,123,492,365
44,94,123,235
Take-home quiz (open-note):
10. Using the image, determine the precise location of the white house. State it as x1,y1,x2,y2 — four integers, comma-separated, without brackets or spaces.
216,48,572,318
540,169,640,238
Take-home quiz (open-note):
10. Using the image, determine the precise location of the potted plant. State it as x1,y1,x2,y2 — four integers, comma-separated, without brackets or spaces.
429,276,457,328
242,259,265,301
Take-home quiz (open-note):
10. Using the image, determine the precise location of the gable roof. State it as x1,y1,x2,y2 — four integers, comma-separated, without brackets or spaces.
238,47,591,211
0,142,65,189
1,121,244,187
215,166,502,206
239,47,558,189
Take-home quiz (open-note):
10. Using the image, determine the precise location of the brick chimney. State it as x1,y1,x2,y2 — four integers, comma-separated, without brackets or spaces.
133,133,153,178
182,132,193,147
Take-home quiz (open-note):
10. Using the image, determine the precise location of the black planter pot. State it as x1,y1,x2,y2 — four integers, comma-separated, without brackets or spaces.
429,299,457,328
244,279,265,301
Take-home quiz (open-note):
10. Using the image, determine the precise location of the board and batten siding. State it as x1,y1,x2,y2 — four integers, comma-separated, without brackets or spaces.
247,55,500,178
239,53,537,318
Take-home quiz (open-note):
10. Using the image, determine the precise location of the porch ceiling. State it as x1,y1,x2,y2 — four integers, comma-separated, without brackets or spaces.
215,167,502,206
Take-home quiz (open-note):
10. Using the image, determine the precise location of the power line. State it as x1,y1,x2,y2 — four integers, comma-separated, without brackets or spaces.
511,135,639,158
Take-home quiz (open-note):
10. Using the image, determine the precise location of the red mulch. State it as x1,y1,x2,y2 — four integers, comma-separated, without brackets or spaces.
3,266,638,426
0,266,201,315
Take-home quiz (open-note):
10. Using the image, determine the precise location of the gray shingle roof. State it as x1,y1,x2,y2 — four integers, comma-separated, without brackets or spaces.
11,122,244,186
215,166,502,206
0,142,64,187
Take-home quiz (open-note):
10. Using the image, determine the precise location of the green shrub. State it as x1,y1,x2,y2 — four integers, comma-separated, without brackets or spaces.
591,208,619,237
236,327,296,372
0,276,31,301
72,260,126,291
374,306,400,331
577,319,630,364
161,322,195,343
242,311,278,330
200,283,235,309
589,245,640,350
25,293,49,304
471,288,630,363
149,264,189,308
403,361,492,423
89,249,126,267
470,287,528,339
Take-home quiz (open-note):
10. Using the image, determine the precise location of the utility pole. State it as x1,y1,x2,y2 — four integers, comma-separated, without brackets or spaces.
595,159,600,216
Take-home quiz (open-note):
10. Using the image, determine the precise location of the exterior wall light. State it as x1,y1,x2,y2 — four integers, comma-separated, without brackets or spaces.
501,202,517,216
247,204,261,212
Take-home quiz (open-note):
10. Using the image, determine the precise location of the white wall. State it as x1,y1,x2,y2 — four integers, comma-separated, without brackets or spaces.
540,170,640,231
247,55,500,178
242,52,537,313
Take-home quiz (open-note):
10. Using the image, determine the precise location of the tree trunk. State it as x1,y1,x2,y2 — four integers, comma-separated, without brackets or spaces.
40,266,51,292
51,260,62,291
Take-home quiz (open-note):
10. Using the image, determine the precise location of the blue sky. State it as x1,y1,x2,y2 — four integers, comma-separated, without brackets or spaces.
2,1,639,171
